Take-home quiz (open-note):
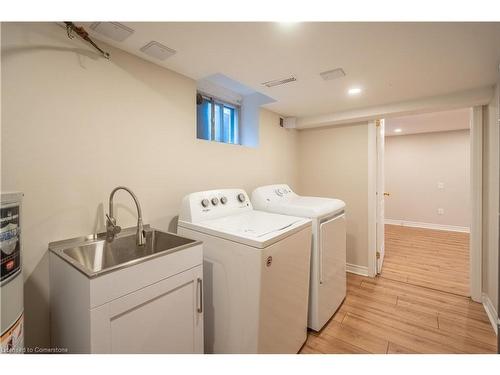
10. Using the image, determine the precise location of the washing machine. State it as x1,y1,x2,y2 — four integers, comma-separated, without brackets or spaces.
252,184,346,331
1,192,24,354
177,188,312,353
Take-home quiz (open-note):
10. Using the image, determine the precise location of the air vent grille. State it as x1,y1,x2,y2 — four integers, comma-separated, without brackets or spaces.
140,41,177,61
320,68,346,81
262,76,297,88
89,22,134,42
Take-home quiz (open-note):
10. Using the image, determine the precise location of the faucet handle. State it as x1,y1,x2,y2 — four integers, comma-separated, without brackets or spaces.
106,214,121,234
106,213,115,226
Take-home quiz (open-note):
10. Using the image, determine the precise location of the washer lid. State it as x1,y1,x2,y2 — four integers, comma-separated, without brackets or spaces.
262,196,345,218
178,210,311,248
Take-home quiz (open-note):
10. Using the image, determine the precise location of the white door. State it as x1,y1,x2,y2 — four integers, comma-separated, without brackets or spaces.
90,265,204,354
376,119,386,274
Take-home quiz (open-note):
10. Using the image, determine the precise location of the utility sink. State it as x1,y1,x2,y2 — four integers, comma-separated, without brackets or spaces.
49,226,199,278
49,223,203,353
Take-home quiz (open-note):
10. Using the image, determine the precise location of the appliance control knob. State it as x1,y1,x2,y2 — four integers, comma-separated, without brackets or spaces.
220,196,228,204
237,193,246,202
275,189,284,196
211,197,219,206
201,199,210,208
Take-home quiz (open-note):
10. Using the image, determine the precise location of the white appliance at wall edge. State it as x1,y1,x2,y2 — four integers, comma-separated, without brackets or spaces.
177,188,312,353
1,192,24,354
252,184,346,331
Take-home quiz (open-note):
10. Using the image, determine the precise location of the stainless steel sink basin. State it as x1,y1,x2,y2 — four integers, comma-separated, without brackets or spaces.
49,226,200,278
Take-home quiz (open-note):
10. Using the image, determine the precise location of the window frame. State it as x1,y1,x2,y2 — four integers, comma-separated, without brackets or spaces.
197,91,241,145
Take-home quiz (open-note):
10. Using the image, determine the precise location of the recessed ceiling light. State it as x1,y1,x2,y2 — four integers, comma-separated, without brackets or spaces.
278,22,299,28
394,128,403,133
348,87,362,96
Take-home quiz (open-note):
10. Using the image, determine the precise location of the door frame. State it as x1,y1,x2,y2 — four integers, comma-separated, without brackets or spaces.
367,120,377,277
367,108,483,301
375,119,386,274
470,106,483,302
367,119,387,277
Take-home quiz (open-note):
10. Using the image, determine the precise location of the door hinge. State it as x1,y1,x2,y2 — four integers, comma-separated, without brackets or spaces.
376,251,380,259
376,120,381,127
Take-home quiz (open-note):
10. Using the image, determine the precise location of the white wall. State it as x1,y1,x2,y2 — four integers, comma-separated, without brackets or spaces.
0,23,299,348
482,84,499,314
297,123,370,269
385,130,470,228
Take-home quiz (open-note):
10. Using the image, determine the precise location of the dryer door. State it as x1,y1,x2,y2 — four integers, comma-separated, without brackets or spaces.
317,213,346,328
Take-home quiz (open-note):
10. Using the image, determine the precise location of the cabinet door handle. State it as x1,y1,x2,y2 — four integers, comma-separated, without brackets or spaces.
196,278,203,313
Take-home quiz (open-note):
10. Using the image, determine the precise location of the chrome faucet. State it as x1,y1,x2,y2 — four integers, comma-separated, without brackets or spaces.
106,186,146,246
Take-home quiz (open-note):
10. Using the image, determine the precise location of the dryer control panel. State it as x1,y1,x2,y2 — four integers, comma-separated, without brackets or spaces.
179,189,252,223
252,184,345,219
251,184,298,208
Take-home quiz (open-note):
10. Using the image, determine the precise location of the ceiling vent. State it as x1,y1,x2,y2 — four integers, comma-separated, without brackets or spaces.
89,22,134,42
140,41,177,61
262,76,297,88
320,68,346,81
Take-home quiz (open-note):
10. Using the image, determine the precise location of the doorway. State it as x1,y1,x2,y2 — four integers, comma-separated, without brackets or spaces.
369,107,481,299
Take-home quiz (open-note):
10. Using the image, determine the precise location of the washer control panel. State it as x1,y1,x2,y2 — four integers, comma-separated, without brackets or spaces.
179,189,252,223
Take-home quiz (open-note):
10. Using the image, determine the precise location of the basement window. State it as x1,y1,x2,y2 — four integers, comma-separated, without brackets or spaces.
196,92,240,145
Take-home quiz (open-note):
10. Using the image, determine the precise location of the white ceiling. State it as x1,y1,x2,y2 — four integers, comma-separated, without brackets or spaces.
85,22,500,118
384,108,470,136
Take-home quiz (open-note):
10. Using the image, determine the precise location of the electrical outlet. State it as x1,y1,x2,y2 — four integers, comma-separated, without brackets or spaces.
437,182,444,190
437,208,444,215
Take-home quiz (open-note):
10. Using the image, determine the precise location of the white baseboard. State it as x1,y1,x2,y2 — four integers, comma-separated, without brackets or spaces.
385,219,470,233
482,293,499,335
346,263,369,277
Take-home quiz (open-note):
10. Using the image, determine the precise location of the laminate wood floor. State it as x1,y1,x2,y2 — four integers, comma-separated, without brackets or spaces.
301,225,497,354
383,224,470,296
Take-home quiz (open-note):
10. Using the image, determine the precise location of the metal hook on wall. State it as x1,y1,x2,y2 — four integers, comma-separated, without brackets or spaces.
64,22,110,59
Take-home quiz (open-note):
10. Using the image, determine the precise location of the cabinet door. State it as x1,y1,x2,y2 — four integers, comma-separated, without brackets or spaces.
91,265,203,353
